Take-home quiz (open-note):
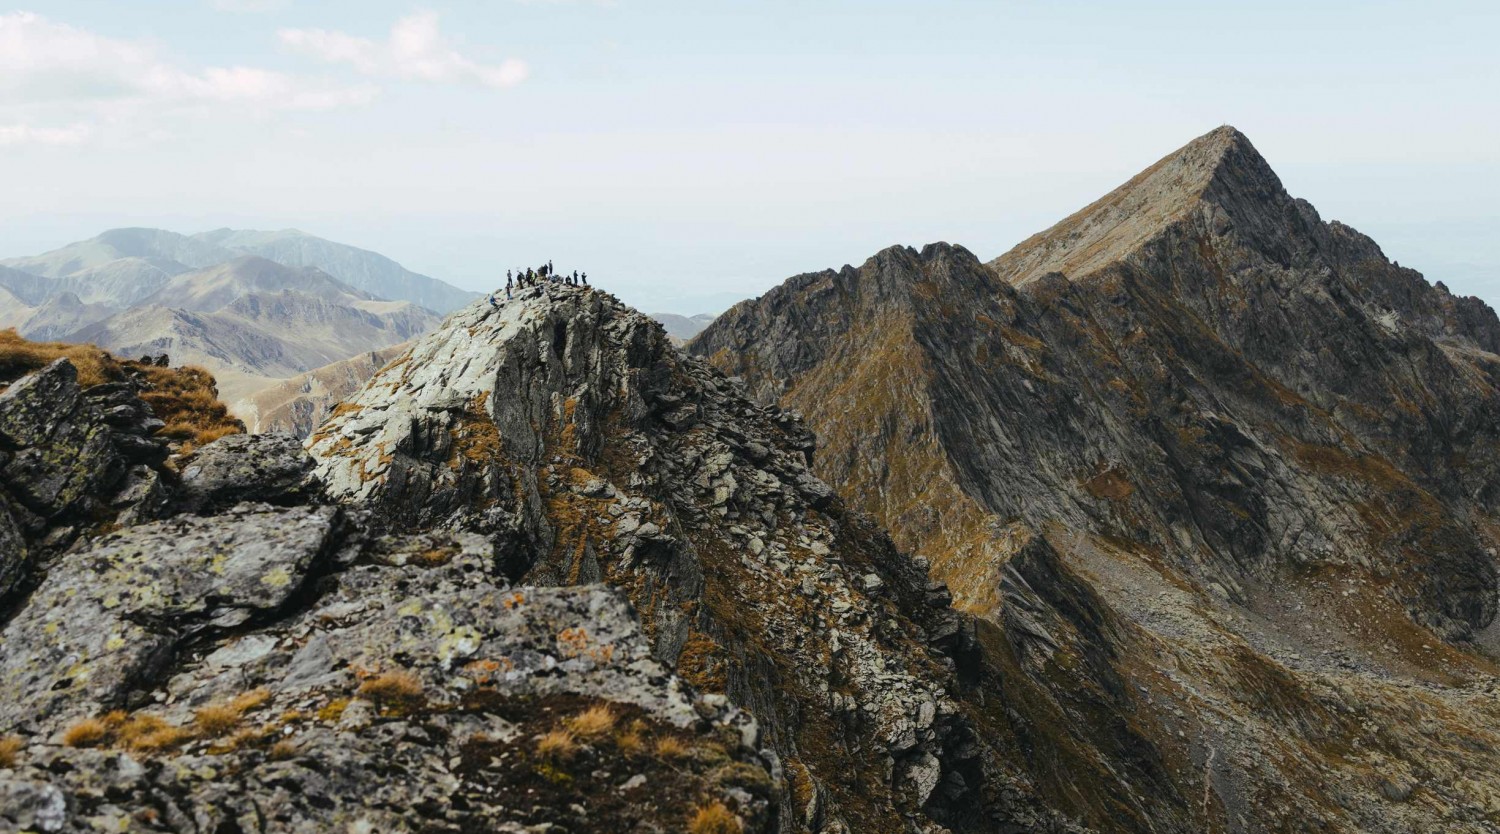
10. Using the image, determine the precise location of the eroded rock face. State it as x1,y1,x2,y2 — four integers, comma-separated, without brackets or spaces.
692,128,1500,832
311,284,1079,833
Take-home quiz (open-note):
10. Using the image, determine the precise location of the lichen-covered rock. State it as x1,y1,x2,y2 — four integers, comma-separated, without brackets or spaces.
176,432,318,513
0,503,343,729
0,522,774,834
0,357,189,601
0,359,125,520
0,494,28,601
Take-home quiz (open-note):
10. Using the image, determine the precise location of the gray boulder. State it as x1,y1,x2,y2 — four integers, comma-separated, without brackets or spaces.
0,503,342,729
176,432,317,513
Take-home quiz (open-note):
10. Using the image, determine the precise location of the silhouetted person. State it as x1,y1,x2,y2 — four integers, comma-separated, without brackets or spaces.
582,272,588,286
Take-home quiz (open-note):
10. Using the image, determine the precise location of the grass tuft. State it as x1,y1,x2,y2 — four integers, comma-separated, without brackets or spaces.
689,801,743,834
194,703,243,737
563,704,616,740
62,718,109,748
358,670,425,711
0,736,23,768
536,728,578,761
654,735,689,760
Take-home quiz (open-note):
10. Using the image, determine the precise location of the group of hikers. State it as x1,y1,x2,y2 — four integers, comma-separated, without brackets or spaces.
491,260,589,306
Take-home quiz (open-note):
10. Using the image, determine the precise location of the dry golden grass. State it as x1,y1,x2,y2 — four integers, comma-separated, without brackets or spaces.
0,736,23,767
358,670,425,710
224,727,266,751
654,736,688,760
689,801,743,834
231,688,271,714
0,330,243,449
269,739,298,760
563,704,616,740
61,718,109,748
615,726,645,756
118,713,188,752
536,729,578,761
126,724,190,753
139,364,243,449
0,328,118,387
59,711,198,755
194,703,243,736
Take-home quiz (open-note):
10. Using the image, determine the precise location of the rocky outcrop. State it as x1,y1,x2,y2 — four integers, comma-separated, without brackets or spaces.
0,354,776,833
693,127,1500,832
311,283,1080,832
0,359,174,601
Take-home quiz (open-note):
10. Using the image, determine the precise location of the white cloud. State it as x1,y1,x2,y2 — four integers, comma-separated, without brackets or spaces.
0,122,92,146
0,11,375,143
280,11,529,89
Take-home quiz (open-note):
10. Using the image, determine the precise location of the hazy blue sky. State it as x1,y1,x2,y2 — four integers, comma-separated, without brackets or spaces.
2,1,1497,313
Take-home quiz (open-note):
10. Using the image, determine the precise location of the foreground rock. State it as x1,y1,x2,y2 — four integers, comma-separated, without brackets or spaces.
0,508,770,833
0,359,171,602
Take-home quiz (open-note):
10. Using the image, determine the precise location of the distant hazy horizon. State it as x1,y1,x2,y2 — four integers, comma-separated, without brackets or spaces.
3,1,1496,315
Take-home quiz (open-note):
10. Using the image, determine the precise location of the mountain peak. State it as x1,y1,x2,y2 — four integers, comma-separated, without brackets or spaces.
990,125,1284,285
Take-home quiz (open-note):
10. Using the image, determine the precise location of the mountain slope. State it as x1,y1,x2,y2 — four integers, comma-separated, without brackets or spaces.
692,127,1500,832
309,283,1084,832
4,227,478,314
194,228,479,313
651,311,718,343
134,256,378,312
233,342,411,436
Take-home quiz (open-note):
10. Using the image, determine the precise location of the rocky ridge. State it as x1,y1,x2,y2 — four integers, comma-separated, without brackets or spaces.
0,342,777,832
693,127,1500,832
309,282,1082,832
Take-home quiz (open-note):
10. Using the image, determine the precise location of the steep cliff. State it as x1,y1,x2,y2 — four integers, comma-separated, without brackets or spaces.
693,127,1500,833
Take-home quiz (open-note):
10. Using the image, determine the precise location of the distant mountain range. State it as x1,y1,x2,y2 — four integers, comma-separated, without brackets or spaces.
0,228,466,407
648,312,717,343
2,227,478,314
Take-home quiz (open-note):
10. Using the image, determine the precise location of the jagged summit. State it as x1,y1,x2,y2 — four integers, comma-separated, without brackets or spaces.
990,125,1287,285
693,127,1500,832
